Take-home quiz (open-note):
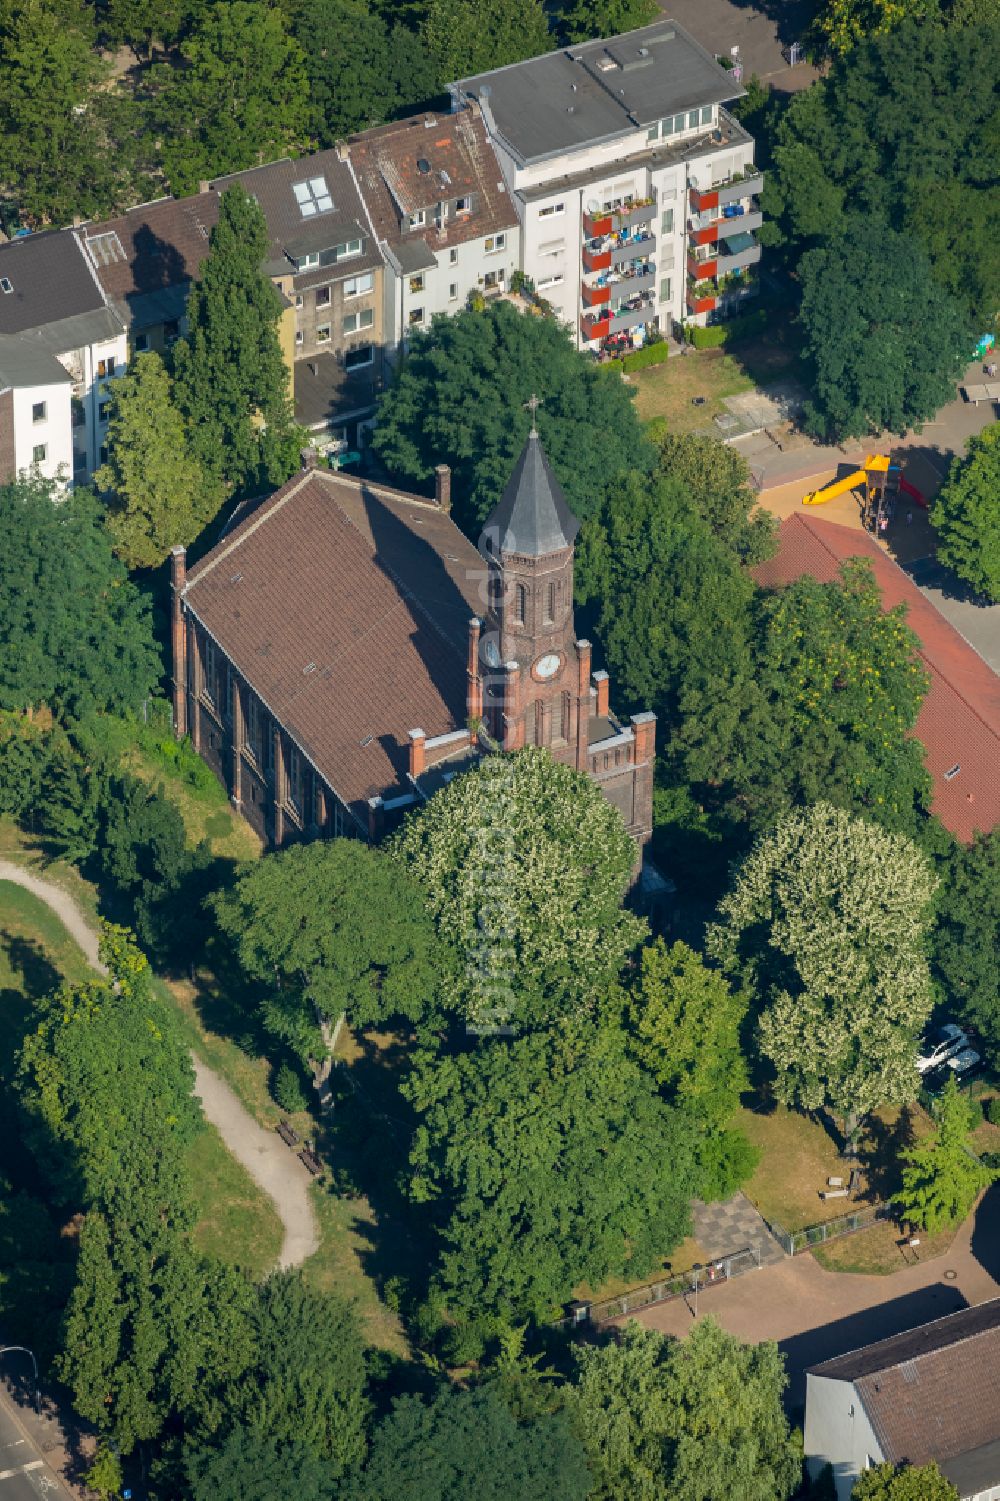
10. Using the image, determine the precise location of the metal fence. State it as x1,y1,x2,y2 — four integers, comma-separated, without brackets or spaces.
577,1245,763,1327
765,1202,890,1257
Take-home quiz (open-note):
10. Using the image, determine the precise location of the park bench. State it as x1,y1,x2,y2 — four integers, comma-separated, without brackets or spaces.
820,1188,849,1200
276,1120,299,1147
299,1148,323,1177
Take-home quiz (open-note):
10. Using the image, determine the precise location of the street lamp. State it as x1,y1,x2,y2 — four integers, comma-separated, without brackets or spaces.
0,1346,40,1413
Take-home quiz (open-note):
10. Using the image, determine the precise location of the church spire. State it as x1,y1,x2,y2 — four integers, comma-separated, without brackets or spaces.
479,425,579,560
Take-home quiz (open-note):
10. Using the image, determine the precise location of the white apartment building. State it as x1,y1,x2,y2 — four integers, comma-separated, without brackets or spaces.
0,229,127,488
348,104,520,357
0,336,74,486
453,21,762,354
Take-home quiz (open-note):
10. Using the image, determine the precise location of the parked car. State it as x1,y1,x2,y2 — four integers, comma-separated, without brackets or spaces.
945,1046,981,1077
916,1023,968,1075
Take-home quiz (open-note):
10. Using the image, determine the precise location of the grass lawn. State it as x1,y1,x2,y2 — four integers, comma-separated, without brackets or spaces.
630,348,754,433
574,1233,705,1309
0,880,92,1066
812,1220,957,1276
188,1122,284,1277
736,1104,873,1232
305,1188,407,1355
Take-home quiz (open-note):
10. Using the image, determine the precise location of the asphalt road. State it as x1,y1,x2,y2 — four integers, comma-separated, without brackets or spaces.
0,1393,70,1501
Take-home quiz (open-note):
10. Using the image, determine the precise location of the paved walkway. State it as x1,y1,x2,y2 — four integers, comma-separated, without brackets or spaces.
0,861,318,1270
624,1188,1000,1409
693,1192,785,1267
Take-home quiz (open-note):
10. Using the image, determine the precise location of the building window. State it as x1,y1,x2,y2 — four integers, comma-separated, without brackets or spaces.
536,274,564,290
647,123,659,142
287,746,303,816
449,283,458,300
409,273,425,293
483,268,505,290
32,443,47,464
407,210,426,229
97,356,116,378
31,401,46,423
660,276,672,303
297,252,320,271
449,247,458,264
344,344,373,370
315,285,330,307
343,308,374,334
98,400,112,422
544,581,555,624
134,333,149,352
484,232,506,254
538,202,564,218
294,293,304,308
408,307,424,326
688,109,699,128
552,692,565,741
701,105,713,124
295,329,304,346
343,271,374,298
315,324,331,342
455,196,471,212
672,112,687,133
662,208,674,234
337,239,362,260
514,583,526,625
293,176,333,216
164,319,180,343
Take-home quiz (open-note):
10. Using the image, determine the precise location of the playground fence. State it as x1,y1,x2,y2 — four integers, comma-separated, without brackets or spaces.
764,1202,891,1257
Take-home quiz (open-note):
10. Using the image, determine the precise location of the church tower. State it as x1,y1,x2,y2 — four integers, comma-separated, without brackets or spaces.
478,425,589,762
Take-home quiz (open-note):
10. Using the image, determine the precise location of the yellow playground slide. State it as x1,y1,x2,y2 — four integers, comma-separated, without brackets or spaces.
802,455,890,506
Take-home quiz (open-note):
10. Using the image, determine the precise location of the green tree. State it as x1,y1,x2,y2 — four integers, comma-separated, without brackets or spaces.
212,839,446,1056
173,187,297,495
813,0,939,58
629,940,748,1125
933,424,1000,601
373,301,653,534
404,1022,699,1320
653,432,776,566
0,712,57,822
151,3,311,195
422,0,552,84
572,1320,801,1501
37,737,105,862
390,747,645,1031
353,1383,592,1501
179,1425,331,1501
893,1074,994,1232
933,831,1000,1065
852,1461,959,1500
552,0,658,42
798,219,969,442
83,1442,123,1500
707,803,938,1138
96,352,223,569
0,479,159,718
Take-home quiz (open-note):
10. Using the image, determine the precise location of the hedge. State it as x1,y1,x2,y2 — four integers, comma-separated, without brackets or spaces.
686,307,770,349
604,340,672,375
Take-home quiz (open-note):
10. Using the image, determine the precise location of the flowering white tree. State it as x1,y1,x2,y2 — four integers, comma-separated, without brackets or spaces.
390,747,644,1030
706,803,938,1137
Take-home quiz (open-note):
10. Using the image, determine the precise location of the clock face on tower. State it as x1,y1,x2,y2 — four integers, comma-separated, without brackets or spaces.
533,652,562,681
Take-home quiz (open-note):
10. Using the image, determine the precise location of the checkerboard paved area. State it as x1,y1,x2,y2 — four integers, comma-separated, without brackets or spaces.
693,1193,786,1267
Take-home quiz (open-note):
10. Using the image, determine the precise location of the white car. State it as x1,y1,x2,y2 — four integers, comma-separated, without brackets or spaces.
945,1047,981,1076
916,1023,968,1075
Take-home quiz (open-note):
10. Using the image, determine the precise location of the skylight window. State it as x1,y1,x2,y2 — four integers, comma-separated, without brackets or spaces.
85,231,126,267
0,277,12,294
293,177,334,217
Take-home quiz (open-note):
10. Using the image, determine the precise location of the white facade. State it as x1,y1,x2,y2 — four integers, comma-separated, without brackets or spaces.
384,224,521,350
804,1374,886,1500
8,379,74,485
492,109,757,350
55,328,129,483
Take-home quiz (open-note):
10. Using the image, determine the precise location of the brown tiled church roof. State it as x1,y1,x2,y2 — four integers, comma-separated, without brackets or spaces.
754,513,1000,843
183,470,484,823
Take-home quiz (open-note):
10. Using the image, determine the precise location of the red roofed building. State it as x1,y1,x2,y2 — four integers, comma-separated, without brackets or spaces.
754,513,1000,842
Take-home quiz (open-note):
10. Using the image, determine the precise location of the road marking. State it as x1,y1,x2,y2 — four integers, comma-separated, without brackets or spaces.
0,1460,43,1480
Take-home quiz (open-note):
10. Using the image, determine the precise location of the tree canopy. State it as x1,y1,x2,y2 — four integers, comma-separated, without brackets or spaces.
96,351,222,569
933,424,1000,602
652,432,776,566
423,0,553,82
851,1461,959,1501
173,186,298,496
404,1022,699,1320
390,747,645,1031
707,803,938,1132
373,302,653,534
572,1320,801,1501
213,839,447,1057
0,479,159,718
353,1384,592,1501
798,219,969,442
893,1075,994,1232
932,831,1000,1066
178,1425,331,1501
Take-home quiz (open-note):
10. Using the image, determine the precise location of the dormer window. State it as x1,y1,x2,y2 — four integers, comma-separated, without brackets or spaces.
407,210,427,229
455,196,471,213
297,252,320,270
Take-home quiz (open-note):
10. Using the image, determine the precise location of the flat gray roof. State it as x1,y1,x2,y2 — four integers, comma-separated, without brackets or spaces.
457,21,742,166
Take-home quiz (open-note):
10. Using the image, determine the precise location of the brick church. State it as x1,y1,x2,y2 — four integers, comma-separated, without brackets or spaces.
171,430,655,858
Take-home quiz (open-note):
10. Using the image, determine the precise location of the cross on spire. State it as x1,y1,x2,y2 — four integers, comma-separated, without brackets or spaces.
524,393,542,436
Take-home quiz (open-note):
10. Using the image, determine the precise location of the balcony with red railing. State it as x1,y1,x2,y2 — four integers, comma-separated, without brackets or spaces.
581,280,611,307
686,280,717,315
582,243,612,274
687,252,717,281
583,210,612,238
581,310,611,341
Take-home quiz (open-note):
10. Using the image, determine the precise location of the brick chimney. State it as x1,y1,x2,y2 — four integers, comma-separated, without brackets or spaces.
502,661,521,751
435,463,452,513
301,446,319,471
408,728,427,778
170,546,187,739
367,796,385,841
630,711,656,764
575,640,592,771
466,618,482,722
592,669,609,718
